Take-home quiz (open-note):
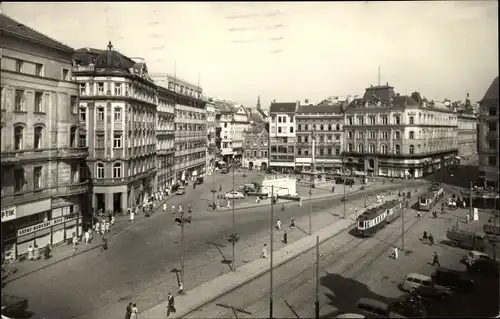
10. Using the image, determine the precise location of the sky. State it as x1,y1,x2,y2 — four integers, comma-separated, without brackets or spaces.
2,1,498,108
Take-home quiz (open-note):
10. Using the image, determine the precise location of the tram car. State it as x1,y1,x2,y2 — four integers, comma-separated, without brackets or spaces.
356,199,404,237
418,184,444,211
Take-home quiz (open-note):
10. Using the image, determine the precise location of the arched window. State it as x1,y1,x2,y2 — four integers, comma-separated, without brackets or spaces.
96,163,104,179
336,124,340,130
369,144,375,153
304,124,309,131
328,124,332,131
14,125,24,150
70,126,78,147
320,124,324,131
348,143,353,152
409,145,415,154
298,124,302,131
113,162,122,178
34,126,43,149
319,148,324,155
381,144,388,154
312,124,316,131
358,143,364,153
395,144,401,155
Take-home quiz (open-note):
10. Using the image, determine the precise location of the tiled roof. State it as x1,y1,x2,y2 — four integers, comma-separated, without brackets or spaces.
481,76,499,102
362,85,396,103
94,42,135,70
269,102,297,113
392,95,419,107
0,13,74,52
297,104,343,114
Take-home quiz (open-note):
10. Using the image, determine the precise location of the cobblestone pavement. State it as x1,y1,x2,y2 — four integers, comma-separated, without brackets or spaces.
2,173,418,319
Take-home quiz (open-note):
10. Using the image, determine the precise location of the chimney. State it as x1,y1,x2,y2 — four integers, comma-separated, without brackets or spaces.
386,82,388,86
305,99,309,104
396,93,400,96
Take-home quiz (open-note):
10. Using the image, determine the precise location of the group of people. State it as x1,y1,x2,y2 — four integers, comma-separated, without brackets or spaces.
27,244,52,260
124,292,177,319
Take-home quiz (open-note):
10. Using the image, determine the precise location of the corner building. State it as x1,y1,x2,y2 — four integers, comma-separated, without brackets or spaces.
268,101,299,171
72,42,157,213
1,14,90,259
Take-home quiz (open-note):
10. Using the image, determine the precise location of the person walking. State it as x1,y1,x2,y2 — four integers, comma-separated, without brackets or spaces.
422,230,428,242
84,230,90,245
227,201,231,209
393,246,399,259
33,244,40,260
416,211,421,218
125,302,132,319
188,204,192,214
299,198,303,208
130,303,138,319
261,244,268,259
276,218,282,231
432,252,440,266
178,281,184,294
28,244,34,261
130,209,135,222
111,214,115,226
256,197,260,204
72,235,78,254
163,202,167,213
283,230,288,244
281,203,285,211
44,243,52,259
290,217,295,229
428,233,434,246
101,235,108,251
172,204,176,215
166,292,176,317
178,204,183,214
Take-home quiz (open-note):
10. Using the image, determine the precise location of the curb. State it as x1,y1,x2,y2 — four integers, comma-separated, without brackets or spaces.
173,218,356,319
4,243,103,284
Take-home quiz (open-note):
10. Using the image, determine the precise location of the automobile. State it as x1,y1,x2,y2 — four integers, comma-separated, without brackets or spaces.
390,294,428,318
468,258,500,277
431,267,474,293
462,250,492,267
411,285,452,301
400,273,452,299
195,177,204,185
176,186,186,195
1,295,28,317
224,191,245,199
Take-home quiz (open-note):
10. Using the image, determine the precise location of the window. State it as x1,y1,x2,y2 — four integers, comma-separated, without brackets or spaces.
114,84,122,95
319,148,324,156
97,83,104,95
79,107,86,122
79,133,86,147
336,124,340,130
35,63,43,77
409,145,415,154
489,107,497,116
283,116,287,123
488,156,497,166
14,168,25,192
369,116,375,125
79,83,86,95
395,131,400,139
320,124,324,130
62,68,69,80
96,134,105,148
335,148,340,155
14,126,24,150
96,163,105,179
304,124,309,131
358,117,364,125
381,144,387,154
97,107,105,121
369,144,375,153
409,116,414,124
382,131,389,139
289,127,294,133
15,90,25,111
298,124,302,131
395,116,400,125
113,133,122,148
304,136,309,143
395,144,401,155
33,166,42,189
347,131,353,139
34,126,43,149
369,131,376,139
357,131,364,139
358,143,364,153
289,116,294,123
489,122,497,132
278,127,282,133
32,92,43,112
71,96,78,114
15,59,23,73
278,116,282,123
312,124,316,131
489,140,497,150
114,107,122,121
347,117,353,125
381,116,388,125
328,124,332,131
70,127,77,147
409,131,414,139
348,143,353,152
297,136,302,143
113,163,122,178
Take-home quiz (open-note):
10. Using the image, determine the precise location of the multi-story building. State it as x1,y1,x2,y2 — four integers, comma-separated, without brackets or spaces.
243,123,269,171
154,85,176,192
268,101,299,171
344,85,458,178
477,76,498,205
295,104,344,171
72,42,157,212
153,74,206,182
205,100,217,174
219,104,250,164
457,112,478,157
1,14,90,259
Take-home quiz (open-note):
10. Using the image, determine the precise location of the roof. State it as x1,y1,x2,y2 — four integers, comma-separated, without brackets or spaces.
362,84,396,103
297,104,343,114
94,41,135,71
0,13,74,53
480,76,499,102
269,102,297,113
392,95,419,107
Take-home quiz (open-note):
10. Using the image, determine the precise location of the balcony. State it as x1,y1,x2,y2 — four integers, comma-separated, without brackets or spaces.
1,147,89,164
92,169,157,187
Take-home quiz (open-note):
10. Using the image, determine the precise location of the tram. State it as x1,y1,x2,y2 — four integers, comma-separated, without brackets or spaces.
418,183,445,211
355,199,404,237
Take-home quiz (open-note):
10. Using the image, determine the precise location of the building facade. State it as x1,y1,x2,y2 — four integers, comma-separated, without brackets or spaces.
243,124,269,171
457,113,478,157
154,85,176,192
72,43,157,213
1,14,90,259
295,104,344,171
477,76,499,202
268,102,299,171
219,104,250,164
344,86,458,179
205,100,216,174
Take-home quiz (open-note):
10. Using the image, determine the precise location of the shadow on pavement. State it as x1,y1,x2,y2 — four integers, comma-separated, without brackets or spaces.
422,165,478,190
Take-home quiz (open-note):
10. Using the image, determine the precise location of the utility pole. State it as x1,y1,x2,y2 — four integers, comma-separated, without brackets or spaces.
181,209,185,286
308,188,312,235
269,185,274,319
315,236,320,319
232,155,236,271
401,199,405,252
469,181,473,218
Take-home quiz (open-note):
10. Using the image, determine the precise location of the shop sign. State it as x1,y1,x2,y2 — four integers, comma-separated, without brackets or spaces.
1,207,16,223
17,213,78,236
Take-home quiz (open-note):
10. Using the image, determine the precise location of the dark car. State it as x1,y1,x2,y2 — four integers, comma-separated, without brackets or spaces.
412,284,452,301
468,258,500,278
431,267,474,292
195,176,204,185
390,294,428,318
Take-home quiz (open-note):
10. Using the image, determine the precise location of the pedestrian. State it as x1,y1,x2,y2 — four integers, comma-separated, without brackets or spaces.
111,214,115,226
166,292,176,317
416,211,421,218
463,201,466,208
281,203,285,211
423,230,428,241
178,204,183,214
276,218,282,230
283,230,288,244
428,233,434,246
299,198,303,207
172,204,176,215
227,201,231,209
466,213,470,223
219,185,222,192
72,236,78,254
101,235,108,251
188,204,192,214
44,243,52,259
163,202,167,213
125,302,132,319
432,252,440,267
33,244,40,260
256,197,260,204
178,281,184,294
105,220,110,233
290,217,295,229
393,246,399,259
332,185,335,193
84,230,90,245
130,303,138,319
130,209,135,222
261,244,268,259
28,244,34,261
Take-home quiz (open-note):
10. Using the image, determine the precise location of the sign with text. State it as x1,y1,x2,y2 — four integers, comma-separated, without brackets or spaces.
1,207,16,223
17,213,79,236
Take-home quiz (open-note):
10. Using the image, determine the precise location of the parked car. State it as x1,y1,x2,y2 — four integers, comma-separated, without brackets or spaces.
431,267,474,293
462,250,493,267
224,191,245,200
176,186,186,195
468,258,500,278
400,273,452,300
356,298,407,318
